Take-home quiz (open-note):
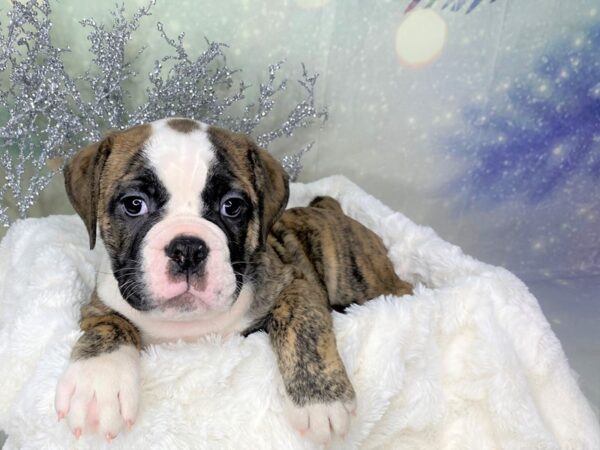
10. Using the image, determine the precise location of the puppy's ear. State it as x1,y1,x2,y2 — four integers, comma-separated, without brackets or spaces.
63,137,112,249
252,145,289,244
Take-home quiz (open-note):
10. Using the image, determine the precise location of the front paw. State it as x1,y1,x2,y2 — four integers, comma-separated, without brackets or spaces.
54,345,140,441
282,393,357,446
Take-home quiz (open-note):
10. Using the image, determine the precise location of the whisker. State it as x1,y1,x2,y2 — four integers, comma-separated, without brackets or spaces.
122,281,144,302
97,268,139,279
230,260,257,266
119,280,136,296
113,267,139,273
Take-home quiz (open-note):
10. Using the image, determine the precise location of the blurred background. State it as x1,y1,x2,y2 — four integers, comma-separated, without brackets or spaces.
0,0,598,416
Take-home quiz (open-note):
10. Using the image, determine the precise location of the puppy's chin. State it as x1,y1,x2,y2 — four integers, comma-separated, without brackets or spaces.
152,290,236,321
160,292,201,312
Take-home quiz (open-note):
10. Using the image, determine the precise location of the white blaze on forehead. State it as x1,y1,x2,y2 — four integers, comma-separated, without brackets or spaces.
144,118,214,216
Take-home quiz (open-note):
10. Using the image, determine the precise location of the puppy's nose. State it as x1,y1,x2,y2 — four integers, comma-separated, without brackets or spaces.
165,236,209,274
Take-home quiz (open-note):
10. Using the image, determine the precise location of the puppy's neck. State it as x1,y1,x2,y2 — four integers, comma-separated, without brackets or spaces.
94,244,254,345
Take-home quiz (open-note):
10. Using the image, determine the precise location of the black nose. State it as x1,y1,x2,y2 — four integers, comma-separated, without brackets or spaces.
165,236,209,274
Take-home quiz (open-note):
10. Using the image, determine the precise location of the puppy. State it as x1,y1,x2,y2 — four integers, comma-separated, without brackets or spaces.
55,118,412,444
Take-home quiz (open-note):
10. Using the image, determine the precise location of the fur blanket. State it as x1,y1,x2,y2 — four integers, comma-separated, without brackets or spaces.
0,176,598,449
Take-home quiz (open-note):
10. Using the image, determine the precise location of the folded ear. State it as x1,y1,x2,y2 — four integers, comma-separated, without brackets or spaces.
252,145,290,244
63,137,112,249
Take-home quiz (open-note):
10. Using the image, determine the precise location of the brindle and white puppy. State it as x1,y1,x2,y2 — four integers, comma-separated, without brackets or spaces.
55,118,412,445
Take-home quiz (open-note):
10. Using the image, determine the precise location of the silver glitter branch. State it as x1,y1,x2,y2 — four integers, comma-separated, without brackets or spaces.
281,142,314,182
0,0,84,224
0,0,326,227
256,64,327,148
79,1,155,132
133,25,245,124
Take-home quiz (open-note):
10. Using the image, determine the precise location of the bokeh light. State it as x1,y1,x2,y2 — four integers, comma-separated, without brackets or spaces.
396,9,448,68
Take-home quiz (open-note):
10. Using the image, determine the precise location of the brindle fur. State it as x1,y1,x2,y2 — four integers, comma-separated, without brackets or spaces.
65,122,412,414
167,118,201,133
254,196,412,406
64,124,152,250
71,291,142,360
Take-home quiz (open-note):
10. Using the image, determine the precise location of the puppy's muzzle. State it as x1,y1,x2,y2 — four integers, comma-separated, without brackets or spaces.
165,235,209,276
141,216,237,316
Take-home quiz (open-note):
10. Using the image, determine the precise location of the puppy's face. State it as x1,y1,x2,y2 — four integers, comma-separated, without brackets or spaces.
65,118,289,320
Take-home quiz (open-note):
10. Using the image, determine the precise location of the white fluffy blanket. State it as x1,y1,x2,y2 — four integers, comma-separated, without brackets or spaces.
0,176,598,450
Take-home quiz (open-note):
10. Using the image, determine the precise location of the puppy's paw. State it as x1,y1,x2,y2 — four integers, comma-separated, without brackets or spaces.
55,345,140,441
282,393,357,446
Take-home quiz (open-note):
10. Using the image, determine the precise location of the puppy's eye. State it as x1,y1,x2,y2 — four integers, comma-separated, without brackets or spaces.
220,195,246,219
122,196,148,217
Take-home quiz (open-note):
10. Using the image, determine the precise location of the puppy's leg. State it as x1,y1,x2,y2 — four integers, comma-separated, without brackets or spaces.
269,279,356,445
55,291,142,441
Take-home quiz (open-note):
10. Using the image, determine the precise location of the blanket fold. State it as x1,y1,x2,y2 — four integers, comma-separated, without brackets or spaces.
1,176,598,449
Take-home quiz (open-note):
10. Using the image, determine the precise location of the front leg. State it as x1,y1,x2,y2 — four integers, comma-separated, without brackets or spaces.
268,279,357,445
55,291,142,441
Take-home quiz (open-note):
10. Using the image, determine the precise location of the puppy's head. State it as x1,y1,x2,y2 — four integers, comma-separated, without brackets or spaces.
65,118,289,319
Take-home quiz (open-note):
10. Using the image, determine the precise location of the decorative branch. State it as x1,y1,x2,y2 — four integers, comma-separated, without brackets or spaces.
0,0,326,226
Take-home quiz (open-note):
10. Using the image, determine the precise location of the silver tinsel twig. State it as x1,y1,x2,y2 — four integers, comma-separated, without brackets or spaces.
0,0,326,226
281,141,314,182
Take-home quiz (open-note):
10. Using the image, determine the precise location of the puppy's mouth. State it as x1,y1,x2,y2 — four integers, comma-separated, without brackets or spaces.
159,285,210,312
